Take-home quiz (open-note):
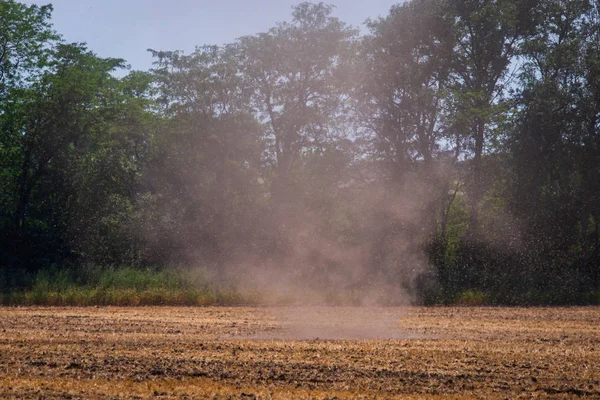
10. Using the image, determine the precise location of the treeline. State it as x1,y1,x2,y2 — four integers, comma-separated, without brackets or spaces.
1,0,599,304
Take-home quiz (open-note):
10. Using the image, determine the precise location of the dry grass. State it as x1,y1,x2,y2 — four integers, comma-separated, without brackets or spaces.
0,306,599,398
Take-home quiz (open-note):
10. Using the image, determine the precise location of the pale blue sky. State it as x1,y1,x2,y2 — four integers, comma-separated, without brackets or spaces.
24,1,400,73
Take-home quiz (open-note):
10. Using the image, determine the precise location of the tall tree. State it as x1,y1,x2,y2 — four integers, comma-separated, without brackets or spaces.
448,0,540,237
238,2,357,202
579,0,600,276
510,0,599,289
0,0,58,99
360,0,454,177
0,0,58,259
143,45,265,265
358,0,460,287
1,42,150,269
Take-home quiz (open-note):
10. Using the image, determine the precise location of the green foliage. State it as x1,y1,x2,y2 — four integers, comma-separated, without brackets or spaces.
454,290,489,306
0,0,599,306
238,2,358,202
0,0,58,96
1,266,252,306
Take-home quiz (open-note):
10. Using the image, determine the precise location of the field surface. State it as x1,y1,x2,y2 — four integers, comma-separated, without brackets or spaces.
1,306,599,399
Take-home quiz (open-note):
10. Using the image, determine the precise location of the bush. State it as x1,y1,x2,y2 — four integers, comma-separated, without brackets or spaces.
0,266,248,306
455,290,489,306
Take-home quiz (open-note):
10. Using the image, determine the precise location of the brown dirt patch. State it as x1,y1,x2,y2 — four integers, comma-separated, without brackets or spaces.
0,306,599,398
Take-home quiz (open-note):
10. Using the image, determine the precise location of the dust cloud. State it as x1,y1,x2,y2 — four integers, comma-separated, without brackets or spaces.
228,180,436,306
259,307,417,340
217,172,441,340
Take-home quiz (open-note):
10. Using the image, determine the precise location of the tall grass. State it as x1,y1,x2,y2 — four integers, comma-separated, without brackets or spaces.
1,266,257,306
3,266,598,306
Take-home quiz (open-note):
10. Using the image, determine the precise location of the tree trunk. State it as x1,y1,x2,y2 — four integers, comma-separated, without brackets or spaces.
594,212,600,257
9,150,33,268
14,153,30,229
468,118,484,239
273,150,293,204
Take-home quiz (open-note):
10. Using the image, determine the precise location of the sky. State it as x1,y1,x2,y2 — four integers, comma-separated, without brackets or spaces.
24,0,400,73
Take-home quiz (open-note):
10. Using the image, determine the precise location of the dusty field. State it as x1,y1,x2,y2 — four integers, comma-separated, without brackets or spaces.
0,306,599,399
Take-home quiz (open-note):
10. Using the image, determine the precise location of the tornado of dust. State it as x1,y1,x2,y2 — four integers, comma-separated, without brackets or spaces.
251,307,425,340
225,171,442,340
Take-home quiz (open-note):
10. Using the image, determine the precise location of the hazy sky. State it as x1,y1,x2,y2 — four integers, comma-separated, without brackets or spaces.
24,0,399,73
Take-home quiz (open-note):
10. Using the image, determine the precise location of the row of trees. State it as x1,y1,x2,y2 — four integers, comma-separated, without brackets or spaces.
1,0,599,302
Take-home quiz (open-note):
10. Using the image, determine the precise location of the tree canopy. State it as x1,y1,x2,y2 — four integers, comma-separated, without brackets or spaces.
1,0,599,304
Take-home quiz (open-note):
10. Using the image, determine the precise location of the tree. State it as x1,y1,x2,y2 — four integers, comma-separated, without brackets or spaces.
141,45,266,266
509,0,599,292
360,0,454,177
0,1,59,264
0,0,58,99
579,0,600,278
448,0,540,237
358,0,461,288
149,44,250,117
1,42,150,269
238,2,357,202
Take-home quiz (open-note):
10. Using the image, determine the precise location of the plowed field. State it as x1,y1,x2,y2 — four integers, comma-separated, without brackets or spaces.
1,306,599,399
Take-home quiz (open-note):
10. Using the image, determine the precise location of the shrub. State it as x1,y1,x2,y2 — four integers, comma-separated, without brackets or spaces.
455,290,489,306
0,265,248,306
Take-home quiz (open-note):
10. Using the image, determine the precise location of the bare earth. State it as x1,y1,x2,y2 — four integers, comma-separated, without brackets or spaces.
1,306,599,399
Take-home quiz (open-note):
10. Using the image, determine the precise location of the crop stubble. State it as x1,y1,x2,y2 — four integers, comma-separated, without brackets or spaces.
0,306,599,399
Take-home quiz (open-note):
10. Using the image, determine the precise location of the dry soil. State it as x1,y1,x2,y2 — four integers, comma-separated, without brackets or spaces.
1,306,599,399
